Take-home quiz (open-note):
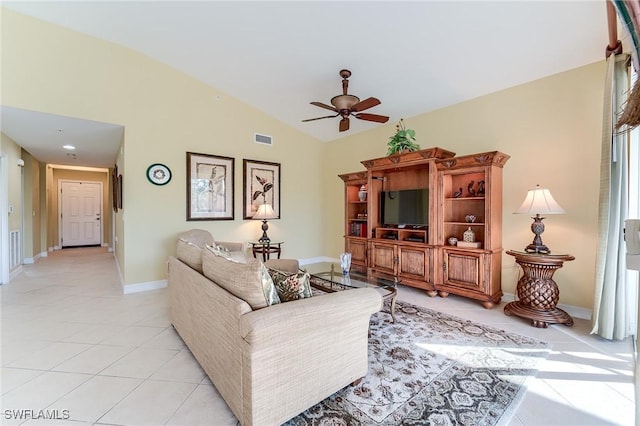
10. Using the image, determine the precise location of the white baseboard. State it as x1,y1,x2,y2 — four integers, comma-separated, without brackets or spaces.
40,251,48,258
9,265,23,280
23,252,45,264
502,292,592,320
123,279,167,294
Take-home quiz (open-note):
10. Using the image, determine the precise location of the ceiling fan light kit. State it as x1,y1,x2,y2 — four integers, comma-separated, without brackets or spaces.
302,69,390,132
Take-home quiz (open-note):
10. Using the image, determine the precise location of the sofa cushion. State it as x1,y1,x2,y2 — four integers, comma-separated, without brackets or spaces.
176,229,215,272
202,248,280,309
268,268,313,302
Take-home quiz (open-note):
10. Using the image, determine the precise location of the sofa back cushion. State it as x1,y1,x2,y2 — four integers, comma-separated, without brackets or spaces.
202,248,280,309
176,229,215,272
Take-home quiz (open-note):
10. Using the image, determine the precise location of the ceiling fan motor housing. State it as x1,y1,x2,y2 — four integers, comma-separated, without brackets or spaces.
302,68,389,131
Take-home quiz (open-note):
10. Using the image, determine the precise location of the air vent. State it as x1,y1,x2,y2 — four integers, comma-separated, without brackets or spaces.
254,133,273,146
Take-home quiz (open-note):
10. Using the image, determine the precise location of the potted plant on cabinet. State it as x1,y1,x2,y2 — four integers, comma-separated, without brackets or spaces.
386,119,420,155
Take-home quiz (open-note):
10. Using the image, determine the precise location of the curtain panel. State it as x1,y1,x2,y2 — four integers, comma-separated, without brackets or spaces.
592,53,631,340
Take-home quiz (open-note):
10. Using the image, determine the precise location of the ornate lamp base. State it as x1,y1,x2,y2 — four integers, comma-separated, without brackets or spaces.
258,220,271,243
525,214,551,254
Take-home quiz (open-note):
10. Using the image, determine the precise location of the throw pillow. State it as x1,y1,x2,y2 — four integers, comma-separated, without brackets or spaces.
202,249,280,309
268,268,313,302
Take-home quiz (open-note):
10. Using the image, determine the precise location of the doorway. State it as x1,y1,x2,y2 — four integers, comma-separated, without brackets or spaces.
59,180,102,248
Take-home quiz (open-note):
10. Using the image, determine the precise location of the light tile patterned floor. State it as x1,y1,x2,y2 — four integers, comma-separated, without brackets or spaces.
0,247,634,425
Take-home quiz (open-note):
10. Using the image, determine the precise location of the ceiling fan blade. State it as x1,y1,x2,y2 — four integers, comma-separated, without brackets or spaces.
339,117,350,132
350,97,381,112
310,101,338,112
302,114,338,122
354,113,390,123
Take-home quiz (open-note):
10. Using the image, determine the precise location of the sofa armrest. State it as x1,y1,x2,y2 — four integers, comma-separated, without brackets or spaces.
264,258,299,273
238,287,381,425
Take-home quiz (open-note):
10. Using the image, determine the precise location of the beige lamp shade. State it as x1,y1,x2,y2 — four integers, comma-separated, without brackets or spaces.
254,203,276,220
514,185,565,215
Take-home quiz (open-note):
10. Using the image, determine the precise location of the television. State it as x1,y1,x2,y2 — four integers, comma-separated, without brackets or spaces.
380,188,429,226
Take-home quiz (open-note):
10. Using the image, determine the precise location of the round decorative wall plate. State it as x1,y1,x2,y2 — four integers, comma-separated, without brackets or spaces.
146,163,172,185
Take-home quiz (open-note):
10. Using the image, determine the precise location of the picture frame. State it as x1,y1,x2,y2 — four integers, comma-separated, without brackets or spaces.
187,152,234,221
243,159,280,219
112,165,118,212
117,174,123,209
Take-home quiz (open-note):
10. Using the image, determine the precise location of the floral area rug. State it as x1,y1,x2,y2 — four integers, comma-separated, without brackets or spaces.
284,299,549,426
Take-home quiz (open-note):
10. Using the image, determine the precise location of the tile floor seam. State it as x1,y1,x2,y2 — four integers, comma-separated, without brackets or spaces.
162,381,201,425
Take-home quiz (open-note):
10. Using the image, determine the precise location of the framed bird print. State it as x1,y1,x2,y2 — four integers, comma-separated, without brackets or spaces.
243,159,280,219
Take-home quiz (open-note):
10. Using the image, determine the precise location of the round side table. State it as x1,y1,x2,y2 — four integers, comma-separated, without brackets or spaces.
504,250,575,328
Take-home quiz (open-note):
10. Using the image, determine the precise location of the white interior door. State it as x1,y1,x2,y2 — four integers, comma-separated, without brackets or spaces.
60,181,102,247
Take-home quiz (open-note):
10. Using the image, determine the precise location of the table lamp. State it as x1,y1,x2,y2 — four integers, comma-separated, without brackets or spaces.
254,203,276,243
514,184,565,254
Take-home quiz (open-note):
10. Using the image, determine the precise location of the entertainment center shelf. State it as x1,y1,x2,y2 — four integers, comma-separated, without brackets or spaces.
374,227,428,243
340,147,510,308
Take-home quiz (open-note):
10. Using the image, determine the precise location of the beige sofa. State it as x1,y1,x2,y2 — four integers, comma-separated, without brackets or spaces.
168,230,381,425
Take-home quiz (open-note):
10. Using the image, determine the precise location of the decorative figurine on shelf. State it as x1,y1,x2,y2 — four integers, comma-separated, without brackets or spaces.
358,185,367,201
465,214,477,223
453,188,463,198
463,227,476,242
448,237,458,246
477,180,485,196
467,181,475,197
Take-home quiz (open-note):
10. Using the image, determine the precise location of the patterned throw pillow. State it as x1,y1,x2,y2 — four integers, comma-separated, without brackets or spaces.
268,268,313,302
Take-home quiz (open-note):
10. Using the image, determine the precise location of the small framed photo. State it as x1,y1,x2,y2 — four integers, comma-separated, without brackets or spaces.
243,159,280,219
187,152,234,221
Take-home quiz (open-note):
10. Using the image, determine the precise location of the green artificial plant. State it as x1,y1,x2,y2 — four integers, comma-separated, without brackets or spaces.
386,119,420,155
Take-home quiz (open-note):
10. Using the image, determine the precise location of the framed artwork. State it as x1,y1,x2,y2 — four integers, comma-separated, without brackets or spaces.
112,165,118,212
243,159,280,219
187,152,234,221
117,174,123,209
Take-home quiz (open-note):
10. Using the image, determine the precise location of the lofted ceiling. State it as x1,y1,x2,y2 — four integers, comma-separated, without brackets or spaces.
1,1,611,168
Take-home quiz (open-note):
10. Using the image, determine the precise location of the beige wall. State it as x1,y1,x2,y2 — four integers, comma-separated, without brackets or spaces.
1,8,325,287
22,150,41,259
1,133,23,238
324,61,605,310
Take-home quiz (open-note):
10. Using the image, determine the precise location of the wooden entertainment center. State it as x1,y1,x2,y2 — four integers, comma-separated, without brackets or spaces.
340,147,510,308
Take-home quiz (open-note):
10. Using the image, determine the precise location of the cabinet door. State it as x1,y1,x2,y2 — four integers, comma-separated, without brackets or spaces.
346,237,367,266
442,249,485,292
369,242,396,274
398,245,429,281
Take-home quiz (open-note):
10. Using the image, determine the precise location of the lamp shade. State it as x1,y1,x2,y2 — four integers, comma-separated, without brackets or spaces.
514,185,565,215
254,203,276,220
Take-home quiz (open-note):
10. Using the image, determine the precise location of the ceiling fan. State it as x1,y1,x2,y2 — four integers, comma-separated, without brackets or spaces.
302,69,390,132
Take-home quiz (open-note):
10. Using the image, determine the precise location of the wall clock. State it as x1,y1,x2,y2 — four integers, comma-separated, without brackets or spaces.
146,163,172,186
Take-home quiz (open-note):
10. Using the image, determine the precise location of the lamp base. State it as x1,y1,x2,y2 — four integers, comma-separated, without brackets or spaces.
524,243,550,254
258,220,270,244
525,214,551,254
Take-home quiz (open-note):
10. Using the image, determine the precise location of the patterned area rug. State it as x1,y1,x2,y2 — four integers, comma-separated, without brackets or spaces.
285,299,549,426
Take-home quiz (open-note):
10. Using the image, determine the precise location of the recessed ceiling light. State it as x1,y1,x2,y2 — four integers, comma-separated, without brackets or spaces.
62,144,76,150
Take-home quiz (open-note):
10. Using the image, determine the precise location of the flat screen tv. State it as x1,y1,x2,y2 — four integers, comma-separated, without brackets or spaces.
380,188,429,226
